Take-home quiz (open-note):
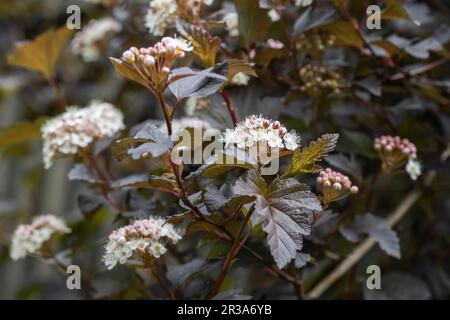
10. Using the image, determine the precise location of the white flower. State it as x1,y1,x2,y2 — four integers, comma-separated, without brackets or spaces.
103,217,182,270
283,131,300,150
145,0,178,36
161,36,193,52
10,215,71,261
41,101,124,169
71,18,121,62
231,72,250,86
295,0,313,7
406,159,422,181
268,9,280,22
220,115,300,152
224,12,239,37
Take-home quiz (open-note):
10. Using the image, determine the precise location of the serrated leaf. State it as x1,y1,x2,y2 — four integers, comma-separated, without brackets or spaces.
7,26,72,78
176,22,221,67
227,59,257,81
234,170,321,269
204,183,233,212
0,117,46,149
109,57,149,87
285,133,339,177
340,212,401,259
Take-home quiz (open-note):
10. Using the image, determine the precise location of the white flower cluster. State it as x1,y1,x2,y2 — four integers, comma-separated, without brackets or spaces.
145,0,213,36
103,217,182,270
145,0,178,36
221,115,300,151
71,17,121,62
41,101,125,169
10,214,71,261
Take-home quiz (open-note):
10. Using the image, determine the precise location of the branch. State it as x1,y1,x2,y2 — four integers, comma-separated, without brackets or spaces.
306,171,435,299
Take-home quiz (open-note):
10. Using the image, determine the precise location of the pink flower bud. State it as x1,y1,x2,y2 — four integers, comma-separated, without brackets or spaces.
143,55,155,66
122,50,135,63
350,186,359,194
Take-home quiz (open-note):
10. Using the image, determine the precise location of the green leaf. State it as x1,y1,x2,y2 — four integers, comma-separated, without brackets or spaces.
234,170,322,269
285,133,339,177
234,0,271,49
382,0,411,21
227,59,257,81
323,21,363,48
7,26,72,78
176,22,221,67
0,117,46,149
109,57,149,87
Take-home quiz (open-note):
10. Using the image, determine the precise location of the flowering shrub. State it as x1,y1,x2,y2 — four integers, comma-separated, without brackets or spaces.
0,0,449,301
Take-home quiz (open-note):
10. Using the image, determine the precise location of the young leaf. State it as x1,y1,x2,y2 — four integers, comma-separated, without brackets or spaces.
234,170,322,269
285,133,339,177
204,183,233,212
176,22,221,67
382,0,411,21
226,59,257,81
340,212,401,259
7,26,72,78
109,57,149,87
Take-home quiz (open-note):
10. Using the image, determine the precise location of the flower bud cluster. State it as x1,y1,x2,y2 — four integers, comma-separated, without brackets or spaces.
317,168,358,205
299,64,341,96
10,215,71,261
374,135,417,172
296,32,336,53
103,217,182,270
120,37,193,89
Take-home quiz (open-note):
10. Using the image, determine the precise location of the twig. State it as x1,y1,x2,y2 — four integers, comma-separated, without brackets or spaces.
47,77,67,112
220,90,238,127
306,172,435,299
207,205,255,298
